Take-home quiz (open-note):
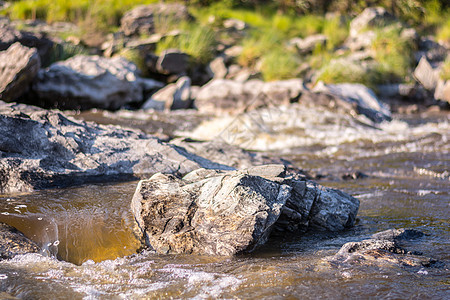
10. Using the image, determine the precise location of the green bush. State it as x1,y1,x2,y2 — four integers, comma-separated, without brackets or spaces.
315,58,380,88
260,48,301,81
371,26,416,83
440,57,450,81
156,23,217,64
46,42,89,67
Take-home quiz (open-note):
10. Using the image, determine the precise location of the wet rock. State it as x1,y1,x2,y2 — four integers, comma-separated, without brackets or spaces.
313,82,391,123
289,34,328,54
0,101,232,194
0,222,40,260
325,228,442,268
142,76,192,110
413,56,440,90
0,43,40,101
195,79,304,114
156,49,190,75
120,3,191,37
342,171,368,180
371,228,425,241
31,55,163,110
131,165,359,255
171,138,298,170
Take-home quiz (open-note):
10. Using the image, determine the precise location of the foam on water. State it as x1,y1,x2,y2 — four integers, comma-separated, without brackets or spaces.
183,105,449,153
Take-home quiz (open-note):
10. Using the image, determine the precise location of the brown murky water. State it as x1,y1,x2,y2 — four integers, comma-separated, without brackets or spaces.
0,110,448,299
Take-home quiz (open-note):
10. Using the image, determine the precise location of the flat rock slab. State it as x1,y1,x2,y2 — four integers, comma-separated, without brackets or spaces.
131,165,359,255
0,222,40,260
0,101,231,194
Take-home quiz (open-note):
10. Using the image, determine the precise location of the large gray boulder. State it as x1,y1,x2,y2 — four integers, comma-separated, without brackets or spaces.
195,79,304,114
0,222,40,260
120,3,191,36
32,55,163,110
131,165,359,255
313,82,391,123
142,76,192,110
413,56,440,91
0,42,40,101
0,101,232,194
0,23,53,64
156,49,190,75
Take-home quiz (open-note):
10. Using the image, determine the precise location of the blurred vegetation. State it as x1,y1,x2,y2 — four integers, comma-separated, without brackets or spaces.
1,0,449,84
441,57,450,81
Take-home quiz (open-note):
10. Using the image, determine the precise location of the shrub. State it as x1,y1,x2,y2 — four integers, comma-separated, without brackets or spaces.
315,58,379,87
46,42,89,67
371,26,416,82
322,15,348,50
156,23,217,64
440,57,450,81
260,48,301,81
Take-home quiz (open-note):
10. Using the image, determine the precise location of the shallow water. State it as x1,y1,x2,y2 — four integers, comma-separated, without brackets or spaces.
0,109,448,299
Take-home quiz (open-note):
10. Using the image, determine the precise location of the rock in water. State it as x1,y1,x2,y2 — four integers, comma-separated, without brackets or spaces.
131,165,359,255
0,222,40,260
0,42,40,101
0,101,231,194
313,82,391,123
32,55,163,110
325,228,442,269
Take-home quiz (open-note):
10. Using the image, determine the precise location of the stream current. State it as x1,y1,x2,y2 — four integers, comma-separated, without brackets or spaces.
0,108,448,299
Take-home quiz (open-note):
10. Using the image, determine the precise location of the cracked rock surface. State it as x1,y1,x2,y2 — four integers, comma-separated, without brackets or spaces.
0,101,231,194
131,165,359,255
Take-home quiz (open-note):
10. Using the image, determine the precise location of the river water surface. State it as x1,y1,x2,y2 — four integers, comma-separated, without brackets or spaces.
0,108,448,299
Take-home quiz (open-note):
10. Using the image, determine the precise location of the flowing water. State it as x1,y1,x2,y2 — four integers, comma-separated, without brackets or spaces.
0,108,448,299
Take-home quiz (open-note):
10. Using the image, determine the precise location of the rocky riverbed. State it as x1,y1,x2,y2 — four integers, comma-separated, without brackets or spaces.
0,3,448,299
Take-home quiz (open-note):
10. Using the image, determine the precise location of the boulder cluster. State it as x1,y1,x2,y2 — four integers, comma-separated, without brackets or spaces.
0,5,448,117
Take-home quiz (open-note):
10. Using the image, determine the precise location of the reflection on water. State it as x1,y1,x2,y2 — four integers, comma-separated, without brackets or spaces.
0,182,141,265
0,111,448,298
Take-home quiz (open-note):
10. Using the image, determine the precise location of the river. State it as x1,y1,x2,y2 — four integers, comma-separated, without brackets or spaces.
0,108,448,299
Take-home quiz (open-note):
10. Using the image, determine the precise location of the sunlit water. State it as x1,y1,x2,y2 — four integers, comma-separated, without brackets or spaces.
0,109,448,299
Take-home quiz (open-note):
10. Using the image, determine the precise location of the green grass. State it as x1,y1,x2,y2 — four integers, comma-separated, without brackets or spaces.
156,23,217,65
440,57,450,81
314,58,380,88
45,42,89,67
371,26,416,83
260,48,301,81
436,18,450,44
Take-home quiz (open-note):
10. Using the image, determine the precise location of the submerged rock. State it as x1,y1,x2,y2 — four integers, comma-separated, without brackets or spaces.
0,42,40,101
0,222,40,260
325,228,442,269
0,101,231,194
31,55,163,110
131,165,359,255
